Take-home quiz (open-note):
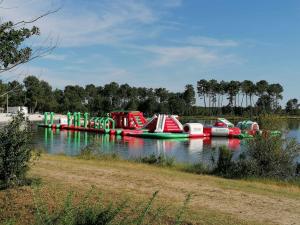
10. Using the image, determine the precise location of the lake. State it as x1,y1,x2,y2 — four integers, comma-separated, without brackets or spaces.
33,119,300,165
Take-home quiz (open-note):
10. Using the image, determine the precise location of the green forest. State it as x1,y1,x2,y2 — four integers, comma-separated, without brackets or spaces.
0,76,299,116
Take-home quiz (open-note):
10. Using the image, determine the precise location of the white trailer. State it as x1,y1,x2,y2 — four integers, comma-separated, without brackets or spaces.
7,106,28,115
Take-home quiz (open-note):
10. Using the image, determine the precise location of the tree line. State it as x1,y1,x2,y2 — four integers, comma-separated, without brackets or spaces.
0,75,299,116
0,76,196,116
197,79,287,115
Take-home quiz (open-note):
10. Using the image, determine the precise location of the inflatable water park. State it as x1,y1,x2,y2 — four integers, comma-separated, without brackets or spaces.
39,111,281,139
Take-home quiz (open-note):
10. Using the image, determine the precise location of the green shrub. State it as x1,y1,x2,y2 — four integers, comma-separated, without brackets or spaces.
211,146,250,178
32,188,190,225
138,153,175,167
212,136,300,180
256,114,286,130
79,143,119,161
0,112,37,189
245,135,300,179
213,146,233,176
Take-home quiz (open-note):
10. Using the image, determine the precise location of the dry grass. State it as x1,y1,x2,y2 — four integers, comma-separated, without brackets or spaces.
1,154,300,225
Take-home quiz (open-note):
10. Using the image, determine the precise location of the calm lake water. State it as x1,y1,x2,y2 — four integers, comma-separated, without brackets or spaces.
33,119,300,164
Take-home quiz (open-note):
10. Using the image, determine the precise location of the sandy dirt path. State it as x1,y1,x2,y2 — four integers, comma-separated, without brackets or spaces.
29,156,300,225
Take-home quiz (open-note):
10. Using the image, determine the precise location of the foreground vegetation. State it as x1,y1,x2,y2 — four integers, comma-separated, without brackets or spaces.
0,113,36,189
1,154,300,225
1,187,191,225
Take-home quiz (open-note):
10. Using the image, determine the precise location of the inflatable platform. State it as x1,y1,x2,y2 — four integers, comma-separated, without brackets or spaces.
38,112,280,140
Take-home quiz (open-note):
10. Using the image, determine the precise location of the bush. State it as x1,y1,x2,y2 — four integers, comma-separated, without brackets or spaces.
256,114,286,130
212,146,252,178
245,135,300,179
0,112,37,189
32,189,190,225
212,135,300,180
213,146,234,176
138,153,175,167
79,143,119,161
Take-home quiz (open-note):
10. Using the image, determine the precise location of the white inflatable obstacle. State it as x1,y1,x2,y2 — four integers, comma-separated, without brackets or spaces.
143,114,183,133
183,123,204,137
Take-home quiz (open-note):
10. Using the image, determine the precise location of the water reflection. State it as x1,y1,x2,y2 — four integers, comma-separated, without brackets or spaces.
35,128,235,164
34,119,300,164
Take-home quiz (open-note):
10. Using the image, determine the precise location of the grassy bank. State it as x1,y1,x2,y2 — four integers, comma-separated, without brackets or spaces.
1,154,300,225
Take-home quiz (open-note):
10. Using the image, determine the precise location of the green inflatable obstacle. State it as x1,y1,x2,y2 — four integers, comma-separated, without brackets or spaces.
44,112,49,126
67,112,72,127
235,133,253,139
73,112,77,126
49,112,54,127
99,117,105,129
43,112,54,127
235,130,281,139
93,117,99,128
84,112,88,128
77,112,81,127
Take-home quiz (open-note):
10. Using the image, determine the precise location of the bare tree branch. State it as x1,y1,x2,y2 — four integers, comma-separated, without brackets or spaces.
13,7,61,27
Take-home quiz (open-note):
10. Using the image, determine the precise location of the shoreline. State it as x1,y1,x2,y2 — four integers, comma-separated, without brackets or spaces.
1,113,299,125
0,113,62,124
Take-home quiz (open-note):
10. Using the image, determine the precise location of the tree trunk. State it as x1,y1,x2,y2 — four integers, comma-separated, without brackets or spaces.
250,95,253,118
241,94,244,108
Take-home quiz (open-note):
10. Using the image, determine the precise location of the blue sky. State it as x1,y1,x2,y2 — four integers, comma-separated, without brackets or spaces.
1,0,300,103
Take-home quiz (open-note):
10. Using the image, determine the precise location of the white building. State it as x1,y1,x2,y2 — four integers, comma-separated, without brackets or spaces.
7,106,28,114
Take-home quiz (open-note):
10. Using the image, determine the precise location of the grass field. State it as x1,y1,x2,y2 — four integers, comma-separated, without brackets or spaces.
1,154,300,225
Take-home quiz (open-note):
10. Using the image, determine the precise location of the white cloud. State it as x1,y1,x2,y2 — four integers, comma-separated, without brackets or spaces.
43,54,66,61
0,0,171,47
186,36,239,47
0,62,133,88
127,44,242,66
142,46,218,66
38,66,133,89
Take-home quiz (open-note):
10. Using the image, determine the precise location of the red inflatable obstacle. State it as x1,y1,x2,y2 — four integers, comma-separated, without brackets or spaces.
144,114,183,133
203,127,241,137
110,111,147,129
203,118,241,137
